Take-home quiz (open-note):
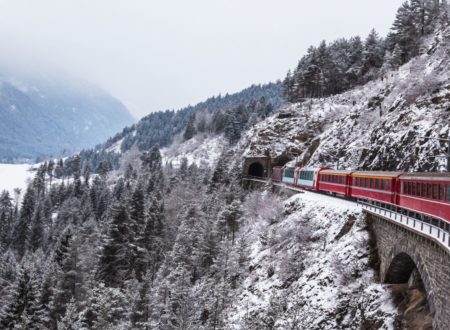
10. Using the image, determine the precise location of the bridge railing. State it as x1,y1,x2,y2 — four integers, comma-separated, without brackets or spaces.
359,200,450,252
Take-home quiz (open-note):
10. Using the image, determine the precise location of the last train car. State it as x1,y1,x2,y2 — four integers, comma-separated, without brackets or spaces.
271,166,284,182
318,169,354,197
398,173,450,223
296,167,329,191
351,171,403,205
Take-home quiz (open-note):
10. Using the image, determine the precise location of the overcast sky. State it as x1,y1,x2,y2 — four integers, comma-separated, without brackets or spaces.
0,0,404,118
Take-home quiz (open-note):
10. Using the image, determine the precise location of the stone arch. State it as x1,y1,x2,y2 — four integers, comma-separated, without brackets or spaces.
383,245,436,317
248,162,264,177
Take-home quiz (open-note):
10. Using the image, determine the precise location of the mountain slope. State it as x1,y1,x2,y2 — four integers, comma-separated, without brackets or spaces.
242,27,450,172
0,73,135,162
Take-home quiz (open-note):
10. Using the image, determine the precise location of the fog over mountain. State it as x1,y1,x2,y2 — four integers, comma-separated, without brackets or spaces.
0,68,134,162
0,0,404,118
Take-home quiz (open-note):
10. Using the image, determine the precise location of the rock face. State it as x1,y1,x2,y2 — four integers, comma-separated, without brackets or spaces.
242,27,450,172
0,73,134,162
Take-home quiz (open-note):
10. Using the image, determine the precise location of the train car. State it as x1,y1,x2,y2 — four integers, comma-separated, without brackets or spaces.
271,166,284,182
318,169,354,197
297,167,329,190
398,173,450,223
282,166,297,185
351,171,403,205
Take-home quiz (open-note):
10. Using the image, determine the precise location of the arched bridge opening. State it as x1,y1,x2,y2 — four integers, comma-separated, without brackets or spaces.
384,251,433,329
385,252,418,284
248,162,264,178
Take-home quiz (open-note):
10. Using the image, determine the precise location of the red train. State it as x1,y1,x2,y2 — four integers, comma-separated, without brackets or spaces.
270,166,450,224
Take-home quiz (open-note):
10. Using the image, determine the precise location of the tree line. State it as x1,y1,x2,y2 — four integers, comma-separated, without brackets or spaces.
283,0,449,102
0,143,264,329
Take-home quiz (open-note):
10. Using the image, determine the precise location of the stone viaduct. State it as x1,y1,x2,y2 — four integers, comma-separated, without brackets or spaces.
365,209,450,330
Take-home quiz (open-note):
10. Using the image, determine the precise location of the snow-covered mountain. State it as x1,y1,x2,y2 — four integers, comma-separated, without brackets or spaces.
242,27,450,172
0,72,135,162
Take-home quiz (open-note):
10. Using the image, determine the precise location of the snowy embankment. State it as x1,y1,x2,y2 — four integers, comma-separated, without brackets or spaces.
0,163,33,194
226,190,397,329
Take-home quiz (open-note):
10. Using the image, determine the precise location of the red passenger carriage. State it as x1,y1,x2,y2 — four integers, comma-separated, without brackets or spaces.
398,173,450,223
350,171,403,205
318,170,353,197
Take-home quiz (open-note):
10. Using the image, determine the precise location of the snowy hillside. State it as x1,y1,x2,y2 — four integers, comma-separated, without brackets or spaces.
161,135,224,168
242,27,450,172
223,191,397,329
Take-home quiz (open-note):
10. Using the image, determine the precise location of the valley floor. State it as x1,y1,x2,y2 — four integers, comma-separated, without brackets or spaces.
0,163,33,194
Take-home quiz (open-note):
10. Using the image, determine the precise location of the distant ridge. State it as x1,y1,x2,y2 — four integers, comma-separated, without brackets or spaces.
0,72,135,162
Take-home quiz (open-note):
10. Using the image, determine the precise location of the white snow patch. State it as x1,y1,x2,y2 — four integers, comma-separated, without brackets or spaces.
106,138,124,154
161,134,224,168
0,163,34,194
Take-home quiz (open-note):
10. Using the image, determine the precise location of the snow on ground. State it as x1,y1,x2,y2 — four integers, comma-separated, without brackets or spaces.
226,190,397,329
161,134,224,168
0,163,34,194
106,138,124,153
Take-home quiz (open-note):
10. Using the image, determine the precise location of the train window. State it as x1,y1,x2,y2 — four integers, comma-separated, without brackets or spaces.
421,183,426,197
427,184,432,198
447,185,450,202
433,184,438,199
374,179,379,189
412,182,416,196
380,180,385,190
439,184,445,200
285,168,295,178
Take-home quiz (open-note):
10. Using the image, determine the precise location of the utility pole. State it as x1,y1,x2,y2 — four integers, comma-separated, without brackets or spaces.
448,136,450,172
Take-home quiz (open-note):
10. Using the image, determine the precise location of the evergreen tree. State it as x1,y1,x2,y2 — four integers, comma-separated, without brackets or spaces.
56,298,82,330
13,186,36,258
183,113,197,141
96,203,132,287
0,262,42,330
361,29,385,78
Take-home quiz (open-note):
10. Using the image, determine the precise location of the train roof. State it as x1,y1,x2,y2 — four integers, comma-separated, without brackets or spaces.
400,172,450,181
299,167,329,172
352,171,404,178
321,169,354,175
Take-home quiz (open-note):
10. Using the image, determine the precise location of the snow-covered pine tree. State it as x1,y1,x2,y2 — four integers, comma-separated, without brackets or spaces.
96,202,132,287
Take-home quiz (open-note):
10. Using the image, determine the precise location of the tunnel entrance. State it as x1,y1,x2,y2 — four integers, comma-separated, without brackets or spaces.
248,162,264,177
